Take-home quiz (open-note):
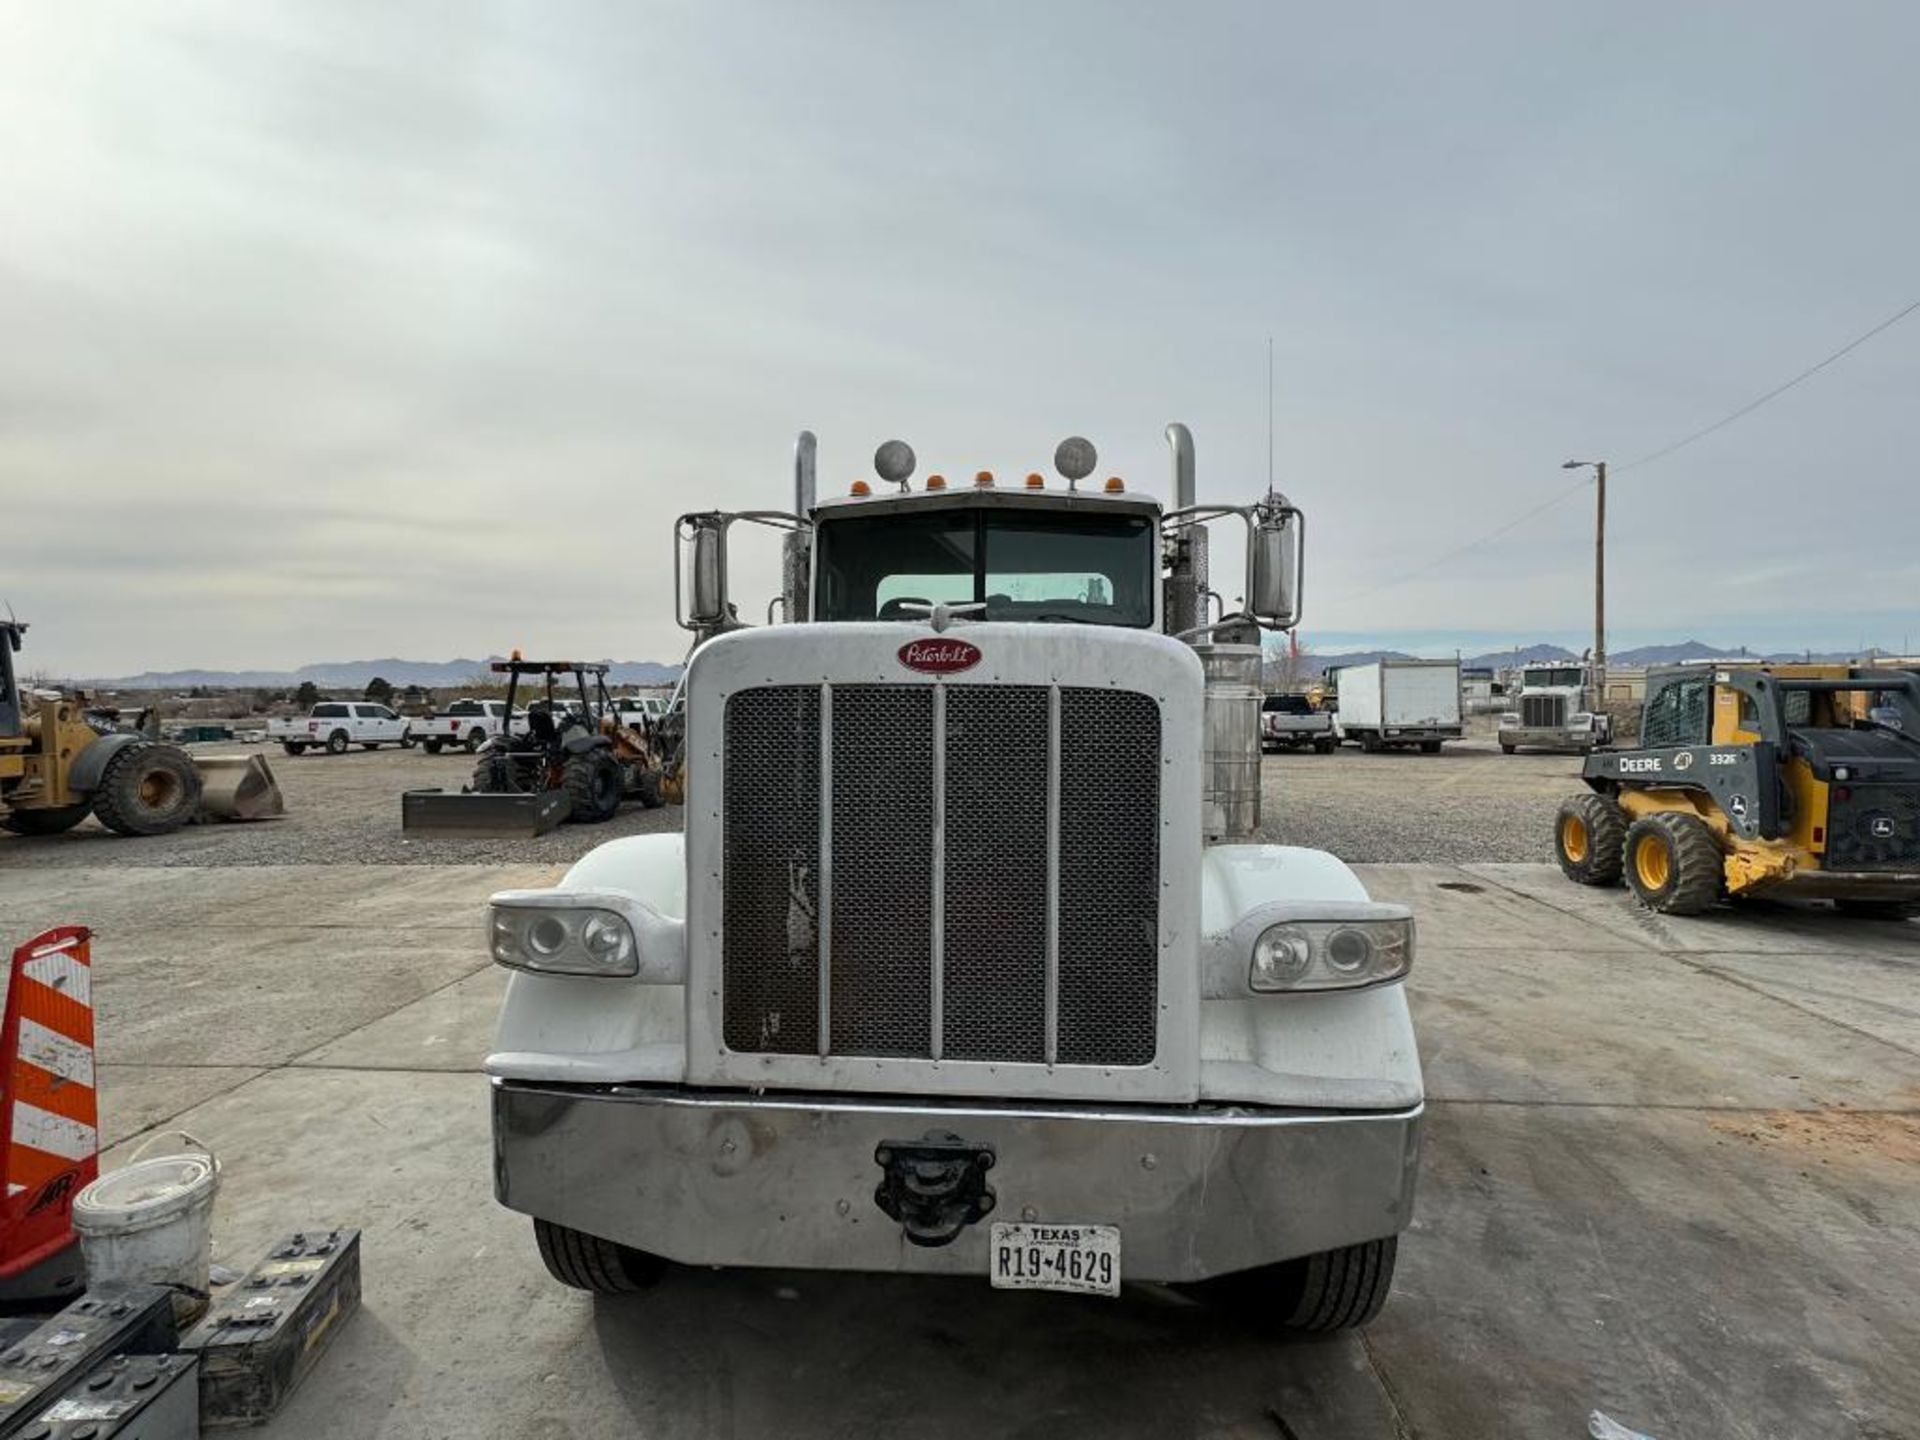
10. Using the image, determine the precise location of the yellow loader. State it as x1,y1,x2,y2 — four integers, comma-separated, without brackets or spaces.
0,620,283,837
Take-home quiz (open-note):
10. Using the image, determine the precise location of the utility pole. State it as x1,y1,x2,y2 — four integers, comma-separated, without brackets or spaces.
1562,459,1608,701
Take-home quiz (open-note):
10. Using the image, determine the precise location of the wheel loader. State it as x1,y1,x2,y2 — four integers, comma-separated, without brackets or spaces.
0,619,284,837
1553,662,1920,916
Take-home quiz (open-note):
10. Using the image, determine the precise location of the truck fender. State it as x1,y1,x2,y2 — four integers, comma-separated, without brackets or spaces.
67,732,145,795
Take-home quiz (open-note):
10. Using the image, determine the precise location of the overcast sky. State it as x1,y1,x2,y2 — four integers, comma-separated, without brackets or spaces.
4,2,1916,677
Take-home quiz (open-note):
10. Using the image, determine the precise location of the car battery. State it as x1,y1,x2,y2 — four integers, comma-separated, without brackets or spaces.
14,1353,198,1440
179,1228,360,1428
0,1285,177,1438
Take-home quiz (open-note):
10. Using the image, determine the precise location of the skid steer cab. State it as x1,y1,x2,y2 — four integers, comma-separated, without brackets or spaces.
1553,663,1920,917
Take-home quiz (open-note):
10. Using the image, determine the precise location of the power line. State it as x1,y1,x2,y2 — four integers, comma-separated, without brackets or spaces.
1616,297,1920,472
1330,296,1920,606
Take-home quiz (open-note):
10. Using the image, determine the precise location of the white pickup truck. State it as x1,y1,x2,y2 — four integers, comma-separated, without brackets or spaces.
266,702,413,755
410,699,521,754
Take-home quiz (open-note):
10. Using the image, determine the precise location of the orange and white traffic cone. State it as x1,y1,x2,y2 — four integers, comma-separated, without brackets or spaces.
0,926,99,1299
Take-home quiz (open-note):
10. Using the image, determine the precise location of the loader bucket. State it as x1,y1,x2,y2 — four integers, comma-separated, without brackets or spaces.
194,754,286,821
401,788,569,839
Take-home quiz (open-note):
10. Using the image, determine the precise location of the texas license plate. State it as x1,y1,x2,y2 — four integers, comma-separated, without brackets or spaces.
988,1223,1120,1296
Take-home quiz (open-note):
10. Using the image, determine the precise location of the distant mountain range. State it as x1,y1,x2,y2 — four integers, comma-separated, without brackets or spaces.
1282,638,1860,678
86,657,683,691
85,637,1872,691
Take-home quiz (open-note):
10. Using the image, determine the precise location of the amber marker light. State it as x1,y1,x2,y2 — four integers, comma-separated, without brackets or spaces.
975,470,995,487
850,479,872,496
1104,476,1126,493
925,473,946,490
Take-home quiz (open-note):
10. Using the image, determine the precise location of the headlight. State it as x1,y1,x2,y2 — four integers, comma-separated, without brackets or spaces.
1248,916,1412,992
491,902,638,976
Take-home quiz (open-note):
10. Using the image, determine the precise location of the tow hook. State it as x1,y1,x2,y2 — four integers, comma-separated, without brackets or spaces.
873,1132,996,1247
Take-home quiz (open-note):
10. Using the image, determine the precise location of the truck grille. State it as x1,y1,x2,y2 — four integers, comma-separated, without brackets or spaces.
721,683,1161,1067
1521,694,1567,728
1824,783,1920,871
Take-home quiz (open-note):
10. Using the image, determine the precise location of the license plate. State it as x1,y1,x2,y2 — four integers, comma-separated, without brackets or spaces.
988,1223,1120,1297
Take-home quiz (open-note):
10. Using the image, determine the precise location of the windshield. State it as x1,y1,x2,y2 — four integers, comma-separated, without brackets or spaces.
815,508,1156,627
1262,695,1311,714
1524,668,1584,687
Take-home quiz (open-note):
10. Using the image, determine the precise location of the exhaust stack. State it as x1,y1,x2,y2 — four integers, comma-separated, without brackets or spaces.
783,431,817,621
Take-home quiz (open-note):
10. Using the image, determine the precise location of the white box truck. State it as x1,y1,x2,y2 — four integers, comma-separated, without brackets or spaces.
1336,659,1462,753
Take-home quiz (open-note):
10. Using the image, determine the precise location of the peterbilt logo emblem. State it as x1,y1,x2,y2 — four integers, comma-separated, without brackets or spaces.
1870,816,1897,839
899,639,981,675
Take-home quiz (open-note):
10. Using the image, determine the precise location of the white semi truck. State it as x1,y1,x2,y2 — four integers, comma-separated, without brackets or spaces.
484,427,1422,1330
1335,659,1463,753
1497,663,1611,754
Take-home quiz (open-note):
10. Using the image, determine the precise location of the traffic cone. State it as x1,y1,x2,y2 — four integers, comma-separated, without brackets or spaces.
0,926,98,1300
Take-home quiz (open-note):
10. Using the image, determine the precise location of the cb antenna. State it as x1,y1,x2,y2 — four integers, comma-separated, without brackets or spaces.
1265,335,1275,496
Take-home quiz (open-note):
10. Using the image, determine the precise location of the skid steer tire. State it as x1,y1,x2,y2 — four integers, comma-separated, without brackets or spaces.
533,1219,667,1294
1555,793,1626,886
422,739,444,755
564,751,624,823
2,804,92,836
325,730,350,756
91,743,202,836
1623,812,1724,915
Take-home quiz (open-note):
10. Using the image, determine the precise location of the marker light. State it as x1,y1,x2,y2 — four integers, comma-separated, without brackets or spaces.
850,480,872,497
1104,476,1126,493
510,648,523,660
925,474,947,490
1025,472,1045,489
975,470,995,487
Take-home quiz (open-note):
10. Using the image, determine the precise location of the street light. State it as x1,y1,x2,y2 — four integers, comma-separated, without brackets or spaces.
1561,459,1607,699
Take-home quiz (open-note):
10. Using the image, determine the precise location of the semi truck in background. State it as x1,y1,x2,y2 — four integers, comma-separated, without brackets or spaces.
483,426,1423,1332
1498,663,1612,754
1335,659,1463,753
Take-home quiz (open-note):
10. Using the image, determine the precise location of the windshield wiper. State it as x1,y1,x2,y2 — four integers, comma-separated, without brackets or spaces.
1030,612,1095,625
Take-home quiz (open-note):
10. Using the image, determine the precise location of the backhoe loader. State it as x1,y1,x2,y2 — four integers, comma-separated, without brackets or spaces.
0,620,283,837
1553,663,1920,916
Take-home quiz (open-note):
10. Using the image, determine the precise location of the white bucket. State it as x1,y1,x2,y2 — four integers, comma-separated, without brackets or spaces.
72,1130,220,1324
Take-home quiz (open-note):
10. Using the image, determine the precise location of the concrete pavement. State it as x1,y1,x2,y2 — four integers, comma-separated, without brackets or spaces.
2,862,1915,1438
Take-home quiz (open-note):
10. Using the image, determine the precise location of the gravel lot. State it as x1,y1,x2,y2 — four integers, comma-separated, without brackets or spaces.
1,725,1583,868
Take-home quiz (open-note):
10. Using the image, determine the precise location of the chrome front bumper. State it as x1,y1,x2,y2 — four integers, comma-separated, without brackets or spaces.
492,1081,1422,1283
1498,725,1597,750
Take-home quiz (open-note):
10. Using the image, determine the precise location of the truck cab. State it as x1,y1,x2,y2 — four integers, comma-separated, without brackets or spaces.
1498,663,1610,754
486,428,1422,1329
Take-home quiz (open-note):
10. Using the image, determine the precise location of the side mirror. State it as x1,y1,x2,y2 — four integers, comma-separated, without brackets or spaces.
678,515,730,631
1247,507,1302,629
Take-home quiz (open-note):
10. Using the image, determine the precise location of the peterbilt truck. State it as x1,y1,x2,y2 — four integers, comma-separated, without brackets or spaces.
485,427,1422,1330
1498,663,1612,754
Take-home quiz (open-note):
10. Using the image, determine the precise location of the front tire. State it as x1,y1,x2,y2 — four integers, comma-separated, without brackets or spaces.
423,738,444,755
91,743,202,836
1205,1238,1398,1332
564,751,624,823
532,1219,667,1294
1623,811,1724,915
1554,793,1626,886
